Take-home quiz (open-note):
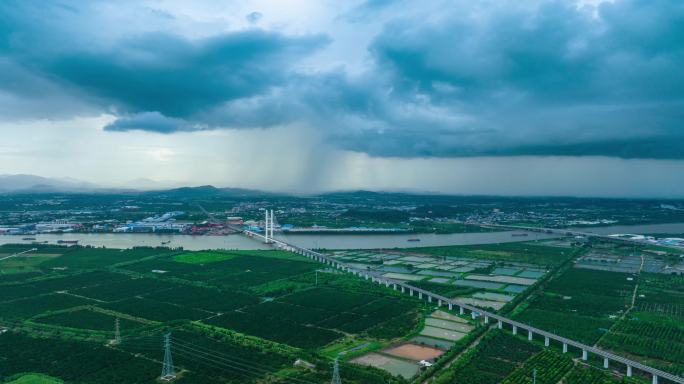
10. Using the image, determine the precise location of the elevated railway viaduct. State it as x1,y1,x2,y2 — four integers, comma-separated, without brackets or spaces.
236,225,683,384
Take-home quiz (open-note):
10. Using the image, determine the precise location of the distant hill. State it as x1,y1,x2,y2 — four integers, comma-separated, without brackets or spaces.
0,174,97,193
144,185,273,199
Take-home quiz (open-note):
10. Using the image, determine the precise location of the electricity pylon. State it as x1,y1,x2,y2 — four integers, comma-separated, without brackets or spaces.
113,317,121,345
161,333,176,381
331,357,341,384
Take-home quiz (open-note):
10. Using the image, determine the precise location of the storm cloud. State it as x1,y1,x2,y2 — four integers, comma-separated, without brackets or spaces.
1,0,683,159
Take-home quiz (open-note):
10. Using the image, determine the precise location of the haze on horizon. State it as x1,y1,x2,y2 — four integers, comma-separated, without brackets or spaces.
1,0,683,198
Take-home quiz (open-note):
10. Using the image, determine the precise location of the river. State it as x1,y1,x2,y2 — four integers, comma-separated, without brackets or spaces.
579,222,684,236
3,222,683,251
1,230,557,251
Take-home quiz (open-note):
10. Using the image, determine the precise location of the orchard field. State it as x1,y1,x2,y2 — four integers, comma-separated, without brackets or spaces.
0,244,422,384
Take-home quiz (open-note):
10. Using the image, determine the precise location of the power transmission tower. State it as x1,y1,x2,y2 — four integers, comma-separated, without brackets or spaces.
113,317,121,345
161,333,176,381
331,357,341,384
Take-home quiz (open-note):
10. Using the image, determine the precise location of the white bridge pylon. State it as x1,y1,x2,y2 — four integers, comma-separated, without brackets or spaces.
263,209,275,243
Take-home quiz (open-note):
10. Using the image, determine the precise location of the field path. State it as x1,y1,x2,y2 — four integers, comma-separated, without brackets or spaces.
593,253,644,348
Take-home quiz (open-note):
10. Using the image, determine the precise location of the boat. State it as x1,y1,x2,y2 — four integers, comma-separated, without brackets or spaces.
407,238,421,242
22,237,36,241
511,233,529,237
57,240,79,244
161,240,171,245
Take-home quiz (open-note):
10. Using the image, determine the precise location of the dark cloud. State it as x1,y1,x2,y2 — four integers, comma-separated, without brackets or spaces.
357,0,684,158
46,30,328,117
0,0,328,122
1,0,683,159
104,111,193,133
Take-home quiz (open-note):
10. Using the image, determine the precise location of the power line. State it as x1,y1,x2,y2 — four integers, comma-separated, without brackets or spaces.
172,342,316,384
171,347,262,381
172,338,317,379
176,346,316,384
172,344,317,384
171,339,319,384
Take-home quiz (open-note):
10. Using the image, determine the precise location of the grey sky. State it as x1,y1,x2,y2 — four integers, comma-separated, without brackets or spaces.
0,0,682,196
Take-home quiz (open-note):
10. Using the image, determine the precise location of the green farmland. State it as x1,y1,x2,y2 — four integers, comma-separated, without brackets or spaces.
2,239,683,384
0,244,423,384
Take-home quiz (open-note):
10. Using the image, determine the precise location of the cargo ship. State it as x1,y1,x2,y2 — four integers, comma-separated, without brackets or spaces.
57,240,79,244
407,238,421,242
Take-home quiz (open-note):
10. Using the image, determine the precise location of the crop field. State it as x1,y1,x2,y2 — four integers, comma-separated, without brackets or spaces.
204,286,420,349
405,241,574,267
33,309,146,332
41,247,174,269
598,272,684,376
0,245,422,383
514,268,635,344
103,297,213,322
4,238,679,384
501,349,573,384
0,294,95,320
0,332,161,383
144,285,258,313
562,365,641,384
71,278,180,302
327,244,572,314
5,373,64,384
0,255,59,274
433,330,541,384
172,251,237,264
121,251,319,290
0,271,129,303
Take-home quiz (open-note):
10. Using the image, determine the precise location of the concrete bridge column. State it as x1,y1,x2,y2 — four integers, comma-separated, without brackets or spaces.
393,284,397,290
448,303,453,310
410,289,414,297
626,366,632,377
459,307,464,315
652,375,658,384
418,292,423,299
603,358,609,369
484,316,489,324
385,281,390,288
528,330,533,341
498,320,502,329
401,286,405,293
471,311,477,320
438,299,442,307
428,296,432,303
544,337,549,347
513,325,518,335
562,343,568,353
582,350,588,361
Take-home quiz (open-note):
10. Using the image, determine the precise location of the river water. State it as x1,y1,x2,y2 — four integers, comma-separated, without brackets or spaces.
1,231,557,251
579,222,684,236
3,222,683,251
